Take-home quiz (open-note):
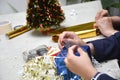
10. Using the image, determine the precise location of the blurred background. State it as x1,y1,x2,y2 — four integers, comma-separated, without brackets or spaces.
0,0,120,15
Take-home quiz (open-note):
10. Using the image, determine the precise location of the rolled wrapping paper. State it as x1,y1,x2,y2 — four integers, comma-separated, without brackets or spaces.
0,21,12,35
6,25,31,39
51,22,101,42
52,28,100,42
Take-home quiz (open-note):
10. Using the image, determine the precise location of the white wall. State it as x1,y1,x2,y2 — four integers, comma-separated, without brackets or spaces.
0,0,27,15
0,0,67,15
0,0,15,14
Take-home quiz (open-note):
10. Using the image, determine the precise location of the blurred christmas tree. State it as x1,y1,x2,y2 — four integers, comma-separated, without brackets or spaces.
26,0,65,33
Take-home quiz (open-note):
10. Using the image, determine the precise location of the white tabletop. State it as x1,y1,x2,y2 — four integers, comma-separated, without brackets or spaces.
0,1,120,80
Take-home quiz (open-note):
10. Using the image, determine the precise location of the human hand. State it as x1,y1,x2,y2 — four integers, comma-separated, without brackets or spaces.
96,17,118,37
64,45,97,80
95,9,109,20
94,9,110,27
58,31,86,49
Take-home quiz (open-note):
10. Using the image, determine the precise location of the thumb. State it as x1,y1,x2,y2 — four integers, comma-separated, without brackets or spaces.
77,47,86,56
93,23,98,29
67,45,78,57
64,58,67,64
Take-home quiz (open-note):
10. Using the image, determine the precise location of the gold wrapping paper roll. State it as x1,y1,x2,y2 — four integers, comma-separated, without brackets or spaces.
51,22,100,42
52,29,100,42
6,26,31,39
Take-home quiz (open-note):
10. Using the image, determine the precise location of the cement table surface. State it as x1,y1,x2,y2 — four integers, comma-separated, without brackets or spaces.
0,1,120,80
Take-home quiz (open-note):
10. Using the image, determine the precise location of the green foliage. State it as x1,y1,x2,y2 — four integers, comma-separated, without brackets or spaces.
111,3,120,8
80,0,94,2
101,0,120,9
100,0,120,15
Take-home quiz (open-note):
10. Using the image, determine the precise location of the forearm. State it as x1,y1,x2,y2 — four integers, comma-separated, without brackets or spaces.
82,67,97,80
87,32,120,62
111,16,120,27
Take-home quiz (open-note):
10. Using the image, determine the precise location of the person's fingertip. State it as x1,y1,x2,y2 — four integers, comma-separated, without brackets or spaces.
77,47,85,55
70,45,78,49
64,58,67,64
93,23,97,28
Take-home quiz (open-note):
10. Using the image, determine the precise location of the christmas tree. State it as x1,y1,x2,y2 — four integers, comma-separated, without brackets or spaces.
26,0,65,33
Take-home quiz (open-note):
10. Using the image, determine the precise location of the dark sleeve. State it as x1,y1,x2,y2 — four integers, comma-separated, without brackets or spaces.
90,32,120,62
93,73,117,80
